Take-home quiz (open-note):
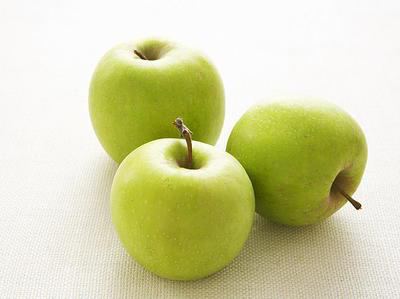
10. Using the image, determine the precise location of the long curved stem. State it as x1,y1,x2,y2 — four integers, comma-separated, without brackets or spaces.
173,118,193,169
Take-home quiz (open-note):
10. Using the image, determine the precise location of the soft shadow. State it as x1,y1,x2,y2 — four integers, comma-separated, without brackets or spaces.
191,215,366,298
111,206,367,298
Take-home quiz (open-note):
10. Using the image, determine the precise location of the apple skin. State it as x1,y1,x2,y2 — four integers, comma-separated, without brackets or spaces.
111,139,255,280
89,38,225,163
226,99,367,226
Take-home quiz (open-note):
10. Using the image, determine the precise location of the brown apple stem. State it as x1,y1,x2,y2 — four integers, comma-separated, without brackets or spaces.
334,184,362,210
134,49,148,60
173,118,193,169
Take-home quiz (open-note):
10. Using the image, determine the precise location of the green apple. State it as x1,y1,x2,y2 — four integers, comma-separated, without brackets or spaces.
111,120,254,280
226,99,367,226
89,38,225,163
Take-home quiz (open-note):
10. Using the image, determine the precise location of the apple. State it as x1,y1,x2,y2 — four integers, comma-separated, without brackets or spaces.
226,99,367,226
89,38,225,163
111,119,254,280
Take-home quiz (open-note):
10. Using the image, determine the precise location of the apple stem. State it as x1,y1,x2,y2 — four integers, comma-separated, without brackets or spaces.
173,118,193,169
134,49,148,60
334,184,362,210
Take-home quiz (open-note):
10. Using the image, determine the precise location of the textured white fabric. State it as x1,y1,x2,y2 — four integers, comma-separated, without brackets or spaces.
1,0,400,297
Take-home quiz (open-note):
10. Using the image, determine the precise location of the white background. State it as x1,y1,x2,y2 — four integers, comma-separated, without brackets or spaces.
1,0,400,298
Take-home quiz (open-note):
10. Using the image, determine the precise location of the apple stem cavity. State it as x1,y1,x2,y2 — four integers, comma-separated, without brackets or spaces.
334,184,362,210
134,49,148,60
173,118,193,169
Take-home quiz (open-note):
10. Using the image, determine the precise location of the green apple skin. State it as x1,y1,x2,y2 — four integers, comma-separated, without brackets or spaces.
226,99,368,226
111,139,255,280
89,38,225,163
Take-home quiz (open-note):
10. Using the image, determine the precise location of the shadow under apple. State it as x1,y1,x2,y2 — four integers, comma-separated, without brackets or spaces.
111,207,367,298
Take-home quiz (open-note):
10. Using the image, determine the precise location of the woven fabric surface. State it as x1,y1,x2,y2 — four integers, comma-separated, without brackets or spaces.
1,0,399,298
